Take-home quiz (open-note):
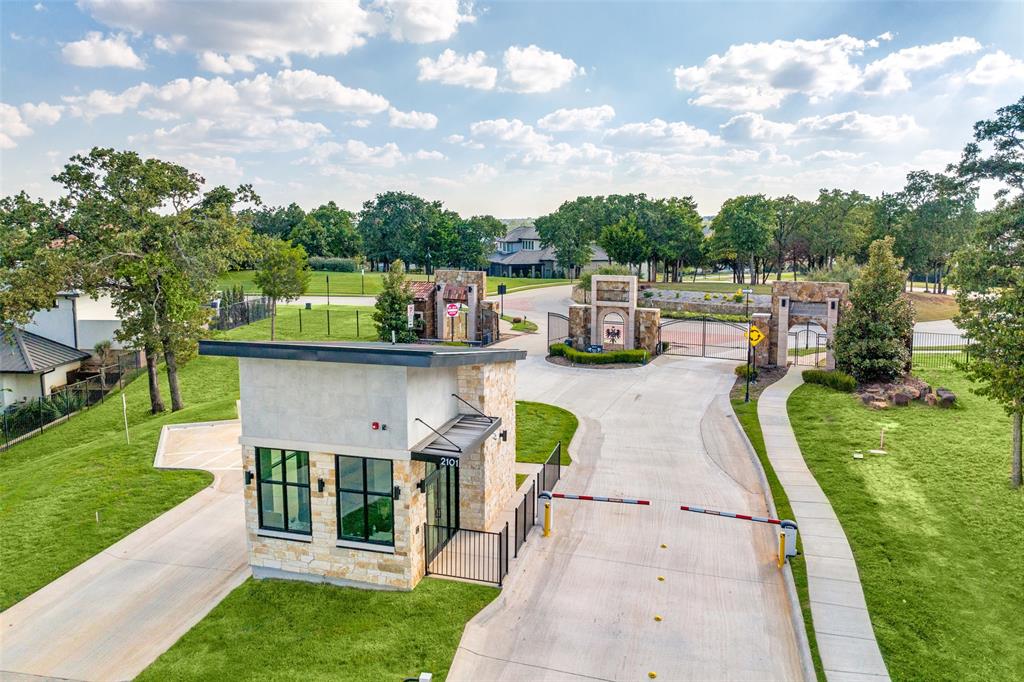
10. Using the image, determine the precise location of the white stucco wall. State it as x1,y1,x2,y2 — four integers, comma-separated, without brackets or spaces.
75,293,119,321
23,297,76,348
77,320,123,350
405,367,459,449
1,373,42,407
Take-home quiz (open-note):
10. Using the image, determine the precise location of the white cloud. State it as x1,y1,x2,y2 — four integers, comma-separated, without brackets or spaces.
0,103,33,149
503,45,582,93
197,51,256,74
792,111,921,141
153,34,186,52
165,152,243,182
62,83,154,119
376,0,474,43
303,140,406,167
413,149,446,161
805,149,863,162
674,33,982,109
470,118,551,148
33,2,45,11
517,141,615,167
149,117,330,153
350,119,372,128
465,163,498,182
445,134,465,143
719,113,795,143
537,105,615,131
963,50,1024,86
388,107,438,130
237,70,390,115
418,49,497,90
604,118,722,148
81,0,378,63
20,102,63,125
62,32,145,69
861,36,980,94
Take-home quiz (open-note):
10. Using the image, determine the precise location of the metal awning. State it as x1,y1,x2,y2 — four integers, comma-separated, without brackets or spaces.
411,413,502,461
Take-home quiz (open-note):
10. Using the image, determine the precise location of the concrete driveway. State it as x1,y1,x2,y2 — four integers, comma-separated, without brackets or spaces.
449,286,807,681
0,421,247,682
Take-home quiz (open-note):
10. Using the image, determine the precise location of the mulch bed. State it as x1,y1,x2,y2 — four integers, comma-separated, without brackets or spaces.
730,365,788,401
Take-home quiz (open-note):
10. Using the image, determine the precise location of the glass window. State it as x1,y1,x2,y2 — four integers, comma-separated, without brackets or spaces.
336,455,395,546
256,447,311,535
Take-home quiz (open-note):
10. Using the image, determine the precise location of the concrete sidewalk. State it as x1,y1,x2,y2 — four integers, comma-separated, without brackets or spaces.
758,368,891,682
0,421,248,682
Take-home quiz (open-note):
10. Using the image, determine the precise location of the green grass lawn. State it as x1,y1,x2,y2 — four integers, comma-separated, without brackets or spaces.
515,400,577,466
217,270,568,297
138,577,497,682
216,305,379,342
906,292,959,322
0,357,239,610
732,399,826,682
501,314,538,333
788,367,1022,682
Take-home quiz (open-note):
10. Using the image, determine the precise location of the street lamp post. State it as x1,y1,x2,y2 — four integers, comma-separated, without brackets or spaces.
743,289,754,403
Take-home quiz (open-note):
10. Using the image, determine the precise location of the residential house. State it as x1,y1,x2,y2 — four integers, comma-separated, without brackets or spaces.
487,225,609,279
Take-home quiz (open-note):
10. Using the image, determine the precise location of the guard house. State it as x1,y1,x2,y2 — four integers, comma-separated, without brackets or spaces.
199,339,526,590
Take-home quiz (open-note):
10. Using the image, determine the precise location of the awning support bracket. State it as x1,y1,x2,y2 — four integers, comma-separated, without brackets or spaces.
451,393,496,422
414,417,462,453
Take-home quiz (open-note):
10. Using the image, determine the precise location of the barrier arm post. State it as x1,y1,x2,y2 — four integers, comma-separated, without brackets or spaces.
779,519,798,567
539,491,553,537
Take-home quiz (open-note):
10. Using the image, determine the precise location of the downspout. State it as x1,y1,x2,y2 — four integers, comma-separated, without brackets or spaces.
70,297,79,350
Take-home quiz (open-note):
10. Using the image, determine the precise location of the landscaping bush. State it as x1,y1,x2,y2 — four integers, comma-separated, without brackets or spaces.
307,257,358,272
575,264,631,292
732,292,744,303
511,316,522,324
642,290,654,298
549,343,648,365
803,369,856,392
734,364,758,380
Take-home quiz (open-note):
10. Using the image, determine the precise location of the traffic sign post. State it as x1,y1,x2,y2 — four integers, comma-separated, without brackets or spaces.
446,302,459,342
742,289,754,403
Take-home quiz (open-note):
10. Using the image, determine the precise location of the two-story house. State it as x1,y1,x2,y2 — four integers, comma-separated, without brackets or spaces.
487,225,609,279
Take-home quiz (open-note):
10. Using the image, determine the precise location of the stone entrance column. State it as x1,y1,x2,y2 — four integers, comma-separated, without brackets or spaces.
775,296,790,366
825,297,839,370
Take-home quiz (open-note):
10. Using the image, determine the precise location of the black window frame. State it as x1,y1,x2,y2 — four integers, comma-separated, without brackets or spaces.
256,447,312,536
335,455,395,547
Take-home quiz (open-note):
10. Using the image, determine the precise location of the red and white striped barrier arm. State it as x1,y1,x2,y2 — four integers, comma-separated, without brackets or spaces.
553,493,650,505
679,505,780,525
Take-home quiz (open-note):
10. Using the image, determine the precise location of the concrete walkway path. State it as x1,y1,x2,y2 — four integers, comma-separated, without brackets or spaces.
758,368,891,682
0,421,247,682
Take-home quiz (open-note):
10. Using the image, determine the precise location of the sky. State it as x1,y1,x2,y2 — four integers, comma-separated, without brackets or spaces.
1,1,1022,218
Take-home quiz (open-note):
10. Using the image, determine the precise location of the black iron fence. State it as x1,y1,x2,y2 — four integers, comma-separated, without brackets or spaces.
209,297,272,331
911,331,972,369
424,523,509,586
539,441,562,494
513,479,537,558
2,352,143,451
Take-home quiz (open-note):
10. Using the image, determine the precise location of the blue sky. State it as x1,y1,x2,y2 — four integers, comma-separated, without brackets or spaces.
2,1,1022,217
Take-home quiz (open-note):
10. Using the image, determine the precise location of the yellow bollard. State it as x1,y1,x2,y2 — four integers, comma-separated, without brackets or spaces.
543,501,552,537
778,532,785,568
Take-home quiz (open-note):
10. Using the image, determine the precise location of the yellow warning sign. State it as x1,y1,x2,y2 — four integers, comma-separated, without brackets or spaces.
746,326,766,347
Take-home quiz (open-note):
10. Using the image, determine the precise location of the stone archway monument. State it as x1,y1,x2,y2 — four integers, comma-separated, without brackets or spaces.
769,281,849,369
566,274,661,354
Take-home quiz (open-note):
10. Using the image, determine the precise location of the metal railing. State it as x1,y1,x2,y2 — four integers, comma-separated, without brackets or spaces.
513,479,537,558
911,331,972,369
424,523,509,586
2,352,143,451
539,440,562,494
209,297,271,331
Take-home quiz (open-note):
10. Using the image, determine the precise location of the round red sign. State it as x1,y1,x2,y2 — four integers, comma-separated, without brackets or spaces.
446,303,460,317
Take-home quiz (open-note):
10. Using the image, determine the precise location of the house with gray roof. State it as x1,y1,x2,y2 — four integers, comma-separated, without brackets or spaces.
487,225,609,278
0,330,91,408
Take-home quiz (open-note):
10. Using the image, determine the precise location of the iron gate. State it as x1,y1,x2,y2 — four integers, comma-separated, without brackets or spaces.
547,312,570,347
788,329,828,366
658,317,749,360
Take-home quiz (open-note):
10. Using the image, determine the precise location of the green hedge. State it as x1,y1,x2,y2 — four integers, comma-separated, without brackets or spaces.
660,310,749,323
734,364,757,379
307,257,358,272
549,343,648,365
803,369,857,392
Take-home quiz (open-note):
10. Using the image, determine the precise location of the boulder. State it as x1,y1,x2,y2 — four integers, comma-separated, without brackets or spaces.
925,393,938,406
936,388,956,407
869,400,889,410
892,392,911,406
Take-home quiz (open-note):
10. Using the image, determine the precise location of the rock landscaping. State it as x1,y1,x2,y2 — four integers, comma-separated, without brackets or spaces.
856,375,956,409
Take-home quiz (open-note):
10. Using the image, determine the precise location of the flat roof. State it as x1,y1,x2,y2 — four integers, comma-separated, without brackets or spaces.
198,339,527,368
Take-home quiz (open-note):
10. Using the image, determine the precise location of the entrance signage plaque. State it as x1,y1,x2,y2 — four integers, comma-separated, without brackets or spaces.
789,301,828,317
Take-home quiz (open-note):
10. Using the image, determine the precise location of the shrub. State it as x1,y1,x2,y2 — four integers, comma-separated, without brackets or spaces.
704,293,711,301
734,364,758,380
575,264,631,292
511,316,523,324
803,369,856,392
732,293,744,303
549,343,649,365
642,290,654,298
308,257,358,272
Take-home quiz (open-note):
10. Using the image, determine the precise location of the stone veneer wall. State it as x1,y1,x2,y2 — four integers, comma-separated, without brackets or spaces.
751,312,771,368
568,304,591,349
768,280,849,368
244,446,428,590
480,300,500,344
652,299,771,317
456,360,516,531
435,269,486,342
634,307,661,355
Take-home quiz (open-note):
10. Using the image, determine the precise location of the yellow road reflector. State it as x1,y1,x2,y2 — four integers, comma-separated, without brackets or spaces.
648,673,657,679
654,615,663,622
657,576,665,581
660,543,667,549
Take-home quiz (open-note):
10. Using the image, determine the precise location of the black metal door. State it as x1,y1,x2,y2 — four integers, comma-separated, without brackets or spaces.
424,462,459,563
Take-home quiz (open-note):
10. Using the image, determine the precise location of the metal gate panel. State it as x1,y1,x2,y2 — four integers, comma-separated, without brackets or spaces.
547,312,570,347
658,317,748,360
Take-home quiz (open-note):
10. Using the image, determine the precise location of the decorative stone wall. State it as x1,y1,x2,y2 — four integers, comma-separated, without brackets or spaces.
591,275,638,349
650,299,770,317
244,445,427,590
480,300,500,344
634,307,661,355
455,360,516,531
768,281,849,368
568,304,591,349
434,270,486,342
